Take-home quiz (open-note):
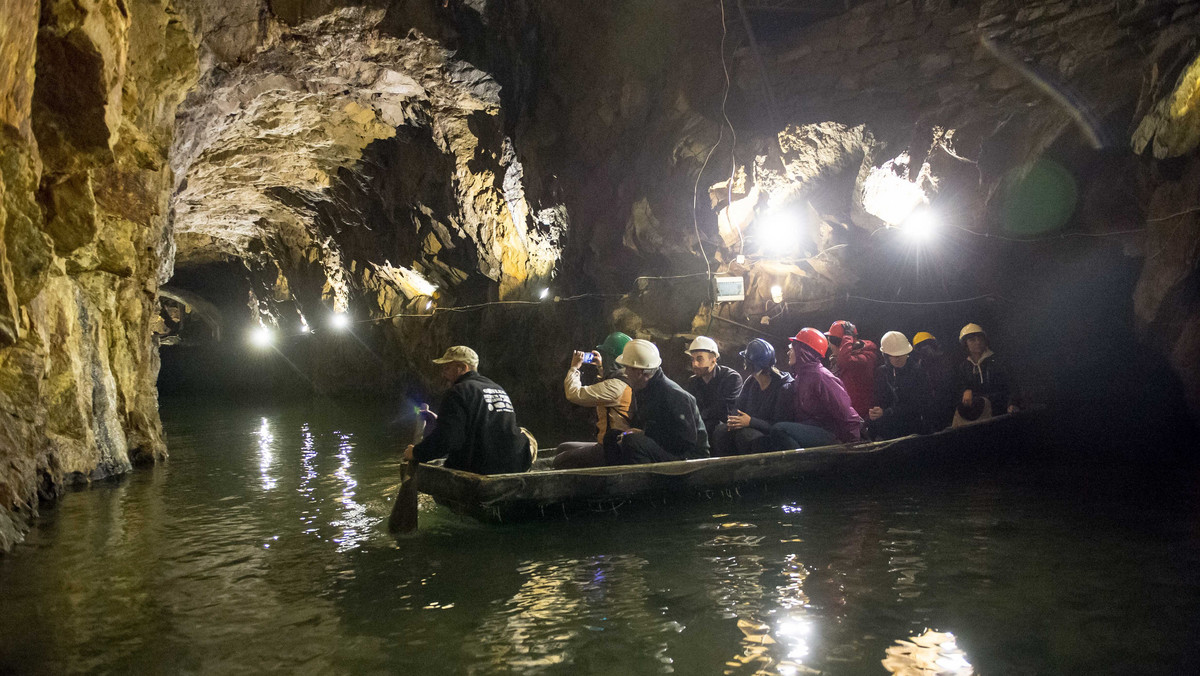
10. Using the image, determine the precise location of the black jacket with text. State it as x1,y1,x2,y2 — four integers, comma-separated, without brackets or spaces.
413,371,530,474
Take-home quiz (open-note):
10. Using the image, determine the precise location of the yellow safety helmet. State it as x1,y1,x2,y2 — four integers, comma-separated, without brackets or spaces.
913,331,937,346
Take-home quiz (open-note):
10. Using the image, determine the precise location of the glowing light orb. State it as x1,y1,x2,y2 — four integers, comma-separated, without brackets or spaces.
330,313,350,330
904,209,938,242
539,287,550,300
757,211,804,255
250,325,274,348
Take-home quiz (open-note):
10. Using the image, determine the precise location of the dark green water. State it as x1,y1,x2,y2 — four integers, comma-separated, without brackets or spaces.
3,397,1199,675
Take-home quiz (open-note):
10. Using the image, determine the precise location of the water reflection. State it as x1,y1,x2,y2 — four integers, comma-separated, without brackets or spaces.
470,555,677,673
882,629,974,675
298,423,318,535
330,431,372,552
705,512,819,676
256,417,277,490
883,526,927,600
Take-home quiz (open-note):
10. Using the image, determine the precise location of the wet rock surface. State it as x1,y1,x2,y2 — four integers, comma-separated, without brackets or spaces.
2,0,195,549
4,0,1200,549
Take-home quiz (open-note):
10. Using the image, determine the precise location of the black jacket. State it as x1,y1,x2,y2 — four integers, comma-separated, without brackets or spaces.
914,343,956,425
413,371,530,474
685,364,743,442
871,360,934,439
733,368,793,432
633,370,709,459
954,352,1014,412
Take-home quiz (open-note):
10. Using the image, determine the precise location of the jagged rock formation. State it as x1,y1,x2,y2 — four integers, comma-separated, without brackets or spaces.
3,0,1200,550
1,0,196,549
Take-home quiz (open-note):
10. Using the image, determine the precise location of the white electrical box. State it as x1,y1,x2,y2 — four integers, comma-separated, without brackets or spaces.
714,276,746,302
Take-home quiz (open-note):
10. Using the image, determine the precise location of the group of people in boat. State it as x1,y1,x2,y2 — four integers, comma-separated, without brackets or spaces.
403,322,1017,475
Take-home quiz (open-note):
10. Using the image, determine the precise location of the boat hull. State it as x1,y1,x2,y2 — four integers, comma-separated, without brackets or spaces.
413,414,1027,524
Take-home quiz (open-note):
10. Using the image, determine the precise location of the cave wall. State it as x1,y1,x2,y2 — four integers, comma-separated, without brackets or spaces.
1,0,196,550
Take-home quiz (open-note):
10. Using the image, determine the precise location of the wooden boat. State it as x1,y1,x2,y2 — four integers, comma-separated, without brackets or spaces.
408,413,1028,524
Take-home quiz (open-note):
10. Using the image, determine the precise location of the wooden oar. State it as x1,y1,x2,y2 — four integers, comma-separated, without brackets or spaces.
387,408,425,534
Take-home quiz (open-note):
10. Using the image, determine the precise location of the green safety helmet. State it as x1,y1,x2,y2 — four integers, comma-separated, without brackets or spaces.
596,332,632,361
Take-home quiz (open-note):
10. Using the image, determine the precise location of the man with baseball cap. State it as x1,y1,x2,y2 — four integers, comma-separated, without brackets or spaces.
403,346,532,474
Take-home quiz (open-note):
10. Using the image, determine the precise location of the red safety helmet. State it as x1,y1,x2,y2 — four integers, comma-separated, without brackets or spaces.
826,320,856,340
790,327,829,357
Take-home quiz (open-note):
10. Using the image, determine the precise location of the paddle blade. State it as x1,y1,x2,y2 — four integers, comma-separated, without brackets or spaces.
387,459,419,534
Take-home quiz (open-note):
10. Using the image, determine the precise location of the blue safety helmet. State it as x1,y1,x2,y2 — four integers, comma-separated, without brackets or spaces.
739,338,776,372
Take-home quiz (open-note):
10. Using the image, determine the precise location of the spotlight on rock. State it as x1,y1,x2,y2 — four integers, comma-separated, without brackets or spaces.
903,208,937,242
330,312,351,330
757,210,803,256
250,325,274,348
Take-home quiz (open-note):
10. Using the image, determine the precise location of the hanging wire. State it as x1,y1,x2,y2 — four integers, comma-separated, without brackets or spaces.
690,0,736,315
848,293,1007,306
1146,205,1200,222
717,0,744,259
945,223,1145,242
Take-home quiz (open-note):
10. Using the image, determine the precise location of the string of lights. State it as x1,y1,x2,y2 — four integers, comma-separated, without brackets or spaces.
247,266,1010,348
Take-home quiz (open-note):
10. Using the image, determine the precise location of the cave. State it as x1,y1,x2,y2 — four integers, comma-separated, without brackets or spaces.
3,0,1200,672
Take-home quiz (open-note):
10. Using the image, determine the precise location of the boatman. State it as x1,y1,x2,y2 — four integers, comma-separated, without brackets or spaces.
605,339,709,464
683,336,742,447
403,345,532,474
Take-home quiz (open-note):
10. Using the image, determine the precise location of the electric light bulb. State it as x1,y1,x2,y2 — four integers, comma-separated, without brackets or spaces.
330,312,350,330
250,325,274,347
904,209,937,242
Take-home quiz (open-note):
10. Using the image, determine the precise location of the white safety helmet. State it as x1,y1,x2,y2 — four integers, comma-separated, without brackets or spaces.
879,331,913,357
958,323,986,343
617,339,663,370
684,336,720,356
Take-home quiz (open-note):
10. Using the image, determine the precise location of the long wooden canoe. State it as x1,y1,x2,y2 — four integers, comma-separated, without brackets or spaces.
407,414,1027,524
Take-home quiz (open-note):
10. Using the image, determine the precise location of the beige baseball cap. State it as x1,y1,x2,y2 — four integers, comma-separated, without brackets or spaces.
432,345,479,368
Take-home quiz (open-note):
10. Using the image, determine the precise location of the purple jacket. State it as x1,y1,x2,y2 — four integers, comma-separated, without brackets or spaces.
785,344,863,443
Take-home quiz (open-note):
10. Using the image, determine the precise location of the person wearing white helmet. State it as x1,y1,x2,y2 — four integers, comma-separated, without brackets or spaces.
602,339,709,464
867,331,934,439
683,336,743,448
952,323,1018,427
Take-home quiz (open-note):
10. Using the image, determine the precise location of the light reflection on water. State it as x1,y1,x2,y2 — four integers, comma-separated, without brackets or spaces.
331,431,374,553
882,629,974,675
0,397,1198,675
256,416,277,491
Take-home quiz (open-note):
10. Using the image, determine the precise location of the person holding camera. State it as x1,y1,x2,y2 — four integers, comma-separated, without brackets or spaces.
552,332,634,469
